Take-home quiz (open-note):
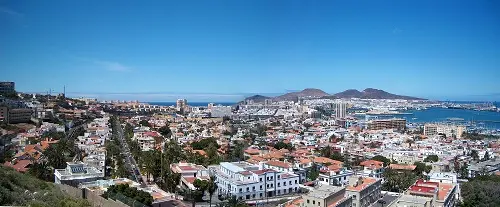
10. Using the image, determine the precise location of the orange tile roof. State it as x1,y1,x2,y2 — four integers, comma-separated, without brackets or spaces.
389,164,416,171
313,157,340,165
360,160,384,170
265,160,292,169
346,177,378,192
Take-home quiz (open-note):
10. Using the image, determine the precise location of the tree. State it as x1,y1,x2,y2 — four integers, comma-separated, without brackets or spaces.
371,155,391,167
470,150,479,161
382,168,418,193
459,175,500,207
273,141,293,151
423,155,439,163
191,138,219,150
413,162,431,176
28,160,52,181
139,120,150,127
308,163,320,181
207,176,218,207
158,125,172,138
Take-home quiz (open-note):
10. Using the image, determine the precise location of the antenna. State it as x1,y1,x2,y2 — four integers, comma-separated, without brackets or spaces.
63,85,66,97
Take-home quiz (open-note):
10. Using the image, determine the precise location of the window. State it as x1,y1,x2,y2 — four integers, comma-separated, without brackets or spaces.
260,185,263,190
289,181,292,185
295,180,298,184
278,183,280,187
284,189,287,193
307,200,310,204
260,178,262,182
248,177,250,179
239,188,242,192
252,186,255,191
318,202,321,206
260,193,263,198
278,190,281,194
313,200,316,204
278,175,280,179
246,187,249,192
252,194,255,198
239,196,243,200
267,184,269,188
246,195,250,199
284,181,286,186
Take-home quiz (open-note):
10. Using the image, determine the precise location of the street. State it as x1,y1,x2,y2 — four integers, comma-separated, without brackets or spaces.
114,119,147,185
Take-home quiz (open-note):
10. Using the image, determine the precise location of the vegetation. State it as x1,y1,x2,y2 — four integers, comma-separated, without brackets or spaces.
413,162,432,175
103,184,153,206
319,146,343,161
0,166,91,207
273,141,293,151
382,168,418,193
459,175,500,207
307,163,320,181
139,120,151,127
41,131,66,140
191,137,219,150
371,155,391,167
158,125,172,138
423,155,439,163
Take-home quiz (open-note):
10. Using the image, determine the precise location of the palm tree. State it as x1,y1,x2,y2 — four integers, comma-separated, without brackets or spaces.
207,176,218,207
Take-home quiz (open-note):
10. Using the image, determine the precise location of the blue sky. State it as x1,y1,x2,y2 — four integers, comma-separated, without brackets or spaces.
1,0,499,102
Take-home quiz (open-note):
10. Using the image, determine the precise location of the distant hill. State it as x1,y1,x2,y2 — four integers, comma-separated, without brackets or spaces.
243,95,271,103
238,88,424,103
335,88,425,100
274,88,329,101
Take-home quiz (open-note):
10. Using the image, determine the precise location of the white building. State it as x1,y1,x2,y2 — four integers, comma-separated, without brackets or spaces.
428,172,457,184
209,162,300,201
210,106,232,118
54,162,104,187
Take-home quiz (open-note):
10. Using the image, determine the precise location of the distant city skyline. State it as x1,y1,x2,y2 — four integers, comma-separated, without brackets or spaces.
1,1,499,102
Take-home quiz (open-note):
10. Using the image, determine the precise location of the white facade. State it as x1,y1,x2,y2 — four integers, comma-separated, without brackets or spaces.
209,162,300,201
318,168,354,186
429,172,457,184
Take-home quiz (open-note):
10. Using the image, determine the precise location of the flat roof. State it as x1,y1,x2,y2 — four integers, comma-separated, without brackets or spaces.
397,195,432,204
307,185,344,199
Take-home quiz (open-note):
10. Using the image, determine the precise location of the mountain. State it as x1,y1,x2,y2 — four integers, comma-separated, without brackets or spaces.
243,95,271,103
274,88,330,101
335,88,425,100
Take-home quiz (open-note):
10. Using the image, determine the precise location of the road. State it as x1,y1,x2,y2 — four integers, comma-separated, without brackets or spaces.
114,119,147,185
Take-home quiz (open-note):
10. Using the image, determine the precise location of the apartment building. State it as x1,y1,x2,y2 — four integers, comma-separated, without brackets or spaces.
367,119,406,130
209,162,300,201
360,160,385,179
424,124,465,138
346,176,382,207
318,166,354,187
0,106,33,124
0,81,15,93
171,162,209,190
301,185,352,207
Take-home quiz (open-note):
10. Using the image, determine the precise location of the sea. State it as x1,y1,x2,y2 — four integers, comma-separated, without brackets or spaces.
364,108,500,130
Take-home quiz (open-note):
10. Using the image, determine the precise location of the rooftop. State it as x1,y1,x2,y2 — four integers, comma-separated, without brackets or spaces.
307,185,344,199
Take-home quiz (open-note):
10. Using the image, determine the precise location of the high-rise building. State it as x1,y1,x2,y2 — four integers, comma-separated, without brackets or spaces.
335,102,347,118
0,82,15,93
176,99,187,111
208,103,215,109
264,99,273,105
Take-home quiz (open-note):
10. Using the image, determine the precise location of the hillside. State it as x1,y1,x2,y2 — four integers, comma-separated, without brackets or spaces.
243,95,271,103
335,88,425,100
274,88,329,101
0,166,90,206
